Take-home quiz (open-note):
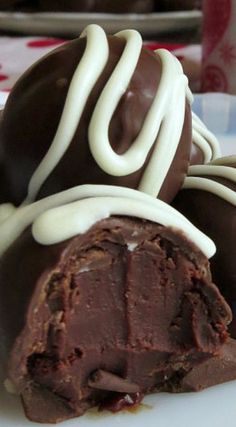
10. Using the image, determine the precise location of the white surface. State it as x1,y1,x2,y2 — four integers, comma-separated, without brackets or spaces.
1,376,236,427
0,10,202,37
0,93,235,425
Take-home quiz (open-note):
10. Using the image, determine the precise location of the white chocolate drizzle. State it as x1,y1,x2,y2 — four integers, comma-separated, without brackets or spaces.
0,185,215,258
210,155,236,167
192,112,221,163
0,25,217,260
184,161,236,206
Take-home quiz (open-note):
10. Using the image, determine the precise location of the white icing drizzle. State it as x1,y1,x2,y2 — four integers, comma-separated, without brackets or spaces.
0,185,215,259
192,112,221,163
25,24,192,202
183,163,236,206
210,155,236,167
0,203,16,224
26,25,109,203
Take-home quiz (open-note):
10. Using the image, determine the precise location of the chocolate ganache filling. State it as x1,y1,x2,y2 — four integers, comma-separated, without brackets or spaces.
0,216,231,423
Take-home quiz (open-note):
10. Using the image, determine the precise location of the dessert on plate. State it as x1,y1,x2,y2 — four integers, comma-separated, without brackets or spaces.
0,24,235,424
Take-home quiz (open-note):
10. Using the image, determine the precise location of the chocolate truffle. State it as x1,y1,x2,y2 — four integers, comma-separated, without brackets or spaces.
0,25,192,206
38,0,154,13
172,156,236,336
0,211,232,423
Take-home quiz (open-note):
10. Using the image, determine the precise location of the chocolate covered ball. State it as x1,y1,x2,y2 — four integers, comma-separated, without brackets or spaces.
172,156,236,336
0,26,192,205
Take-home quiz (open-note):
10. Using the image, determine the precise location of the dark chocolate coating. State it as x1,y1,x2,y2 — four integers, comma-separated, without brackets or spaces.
0,216,231,423
38,0,154,13
172,161,236,337
0,36,192,205
190,143,205,166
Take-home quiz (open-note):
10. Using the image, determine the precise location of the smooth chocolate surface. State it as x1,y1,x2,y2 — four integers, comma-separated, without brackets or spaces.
172,162,236,337
0,35,192,205
0,216,232,423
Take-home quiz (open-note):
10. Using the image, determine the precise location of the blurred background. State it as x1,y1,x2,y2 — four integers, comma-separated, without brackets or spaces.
0,0,235,95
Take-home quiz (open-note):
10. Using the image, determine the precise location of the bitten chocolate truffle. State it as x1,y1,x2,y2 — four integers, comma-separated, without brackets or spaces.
1,25,235,425
0,25,192,206
0,215,232,423
172,156,236,337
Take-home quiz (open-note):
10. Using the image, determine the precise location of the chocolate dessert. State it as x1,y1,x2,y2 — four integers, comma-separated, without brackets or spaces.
0,25,193,206
0,213,232,423
172,156,236,336
0,24,236,424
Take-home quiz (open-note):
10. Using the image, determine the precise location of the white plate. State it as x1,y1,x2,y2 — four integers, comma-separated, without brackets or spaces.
1,376,236,427
0,10,202,37
0,92,236,426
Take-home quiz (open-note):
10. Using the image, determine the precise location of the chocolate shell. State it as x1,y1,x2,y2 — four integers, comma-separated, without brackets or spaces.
172,157,236,337
0,31,192,205
0,216,232,423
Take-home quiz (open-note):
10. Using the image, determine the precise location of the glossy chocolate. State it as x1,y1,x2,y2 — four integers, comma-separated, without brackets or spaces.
0,216,231,423
0,35,192,205
172,160,236,337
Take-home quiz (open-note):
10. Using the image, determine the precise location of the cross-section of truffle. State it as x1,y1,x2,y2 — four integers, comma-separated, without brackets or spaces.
0,216,232,423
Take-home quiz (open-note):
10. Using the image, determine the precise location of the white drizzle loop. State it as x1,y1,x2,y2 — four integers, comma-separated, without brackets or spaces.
89,46,189,196
0,185,215,259
25,24,192,203
26,24,109,203
210,155,236,167
192,112,221,163
184,163,236,206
